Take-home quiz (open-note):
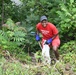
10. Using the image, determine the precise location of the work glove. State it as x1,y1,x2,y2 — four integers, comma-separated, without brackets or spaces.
45,38,52,44
35,34,40,41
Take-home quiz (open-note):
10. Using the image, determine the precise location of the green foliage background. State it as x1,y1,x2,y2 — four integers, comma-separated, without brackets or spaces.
0,0,76,75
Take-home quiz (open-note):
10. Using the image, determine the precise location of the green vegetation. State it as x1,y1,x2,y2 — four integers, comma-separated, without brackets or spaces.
0,0,76,75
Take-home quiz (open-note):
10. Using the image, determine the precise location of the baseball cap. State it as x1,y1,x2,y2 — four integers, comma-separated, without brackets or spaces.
40,15,47,22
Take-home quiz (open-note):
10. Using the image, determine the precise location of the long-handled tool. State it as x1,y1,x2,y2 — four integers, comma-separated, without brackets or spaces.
38,41,42,50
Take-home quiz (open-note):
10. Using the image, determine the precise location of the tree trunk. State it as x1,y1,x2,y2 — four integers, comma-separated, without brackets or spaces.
2,0,4,25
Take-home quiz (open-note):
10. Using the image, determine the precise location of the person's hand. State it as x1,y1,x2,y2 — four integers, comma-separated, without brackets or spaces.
45,38,52,44
35,34,40,41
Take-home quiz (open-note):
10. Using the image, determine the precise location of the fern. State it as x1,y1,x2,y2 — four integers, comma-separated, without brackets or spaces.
0,18,27,52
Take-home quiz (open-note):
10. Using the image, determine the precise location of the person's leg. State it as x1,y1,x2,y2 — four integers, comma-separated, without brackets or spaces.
52,39,60,60
52,46,59,60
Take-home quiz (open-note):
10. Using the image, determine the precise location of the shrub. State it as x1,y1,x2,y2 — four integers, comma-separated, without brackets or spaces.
59,41,76,54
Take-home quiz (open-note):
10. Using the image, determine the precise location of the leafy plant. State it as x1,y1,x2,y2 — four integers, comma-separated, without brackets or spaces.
59,41,76,54
56,0,76,41
0,18,27,56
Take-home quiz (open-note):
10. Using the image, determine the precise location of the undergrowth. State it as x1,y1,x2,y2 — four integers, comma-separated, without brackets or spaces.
0,41,76,75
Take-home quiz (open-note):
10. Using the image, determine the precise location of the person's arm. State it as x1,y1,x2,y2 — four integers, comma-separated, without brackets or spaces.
35,25,40,41
36,28,40,35
52,33,59,40
45,24,59,44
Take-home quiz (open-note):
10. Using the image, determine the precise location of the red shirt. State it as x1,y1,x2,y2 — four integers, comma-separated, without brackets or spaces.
36,22,59,40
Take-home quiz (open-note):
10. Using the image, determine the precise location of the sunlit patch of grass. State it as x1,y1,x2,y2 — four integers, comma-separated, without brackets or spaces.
0,51,76,75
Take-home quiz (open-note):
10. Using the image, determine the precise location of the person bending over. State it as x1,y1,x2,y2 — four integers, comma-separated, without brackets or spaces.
35,15,60,64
